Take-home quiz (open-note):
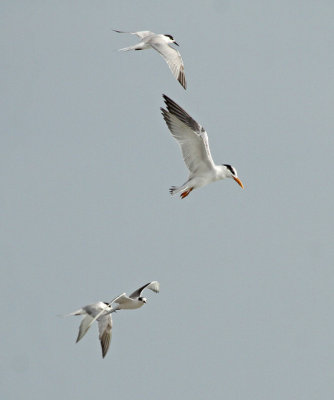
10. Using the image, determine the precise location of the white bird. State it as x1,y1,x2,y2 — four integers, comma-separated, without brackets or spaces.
65,302,112,358
110,281,160,312
160,94,244,198
114,30,186,89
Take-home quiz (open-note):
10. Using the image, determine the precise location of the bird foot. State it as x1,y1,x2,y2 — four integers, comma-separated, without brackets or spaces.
180,188,193,199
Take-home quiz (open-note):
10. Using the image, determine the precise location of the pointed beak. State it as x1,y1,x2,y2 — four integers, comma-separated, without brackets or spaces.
233,176,244,189
174,41,179,46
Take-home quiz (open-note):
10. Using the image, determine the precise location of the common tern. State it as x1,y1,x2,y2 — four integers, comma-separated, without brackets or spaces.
65,302,112,358
160,95,244,198
114,30,186,89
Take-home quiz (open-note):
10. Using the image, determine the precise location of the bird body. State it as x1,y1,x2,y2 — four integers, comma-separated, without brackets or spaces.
114,30,186,89
160,94,244,198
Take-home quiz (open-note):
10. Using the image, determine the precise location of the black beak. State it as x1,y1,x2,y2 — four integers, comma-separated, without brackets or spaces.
174,41,179,46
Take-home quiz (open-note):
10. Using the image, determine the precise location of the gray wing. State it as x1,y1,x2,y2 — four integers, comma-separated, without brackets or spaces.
113,30,155,39
161,95,215,174
129,281,160,299
111,293,131,304
98,315,112,358
76,314,94,343
150,42,186,89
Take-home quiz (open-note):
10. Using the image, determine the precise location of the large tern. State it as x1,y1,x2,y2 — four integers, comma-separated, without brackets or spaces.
114,30,186,89
160,95,244,198
65,281,160,358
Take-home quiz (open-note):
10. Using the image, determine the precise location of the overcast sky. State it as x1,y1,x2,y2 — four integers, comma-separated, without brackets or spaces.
1,1,334,399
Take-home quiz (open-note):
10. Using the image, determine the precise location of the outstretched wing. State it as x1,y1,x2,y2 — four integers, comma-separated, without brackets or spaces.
150,42,186,89
76,314,94,343
113,30,154,39
161,95,215,174
98,315,112,358
129,281,160,299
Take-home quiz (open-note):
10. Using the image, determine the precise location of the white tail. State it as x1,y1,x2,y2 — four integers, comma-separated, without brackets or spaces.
118,45,137,52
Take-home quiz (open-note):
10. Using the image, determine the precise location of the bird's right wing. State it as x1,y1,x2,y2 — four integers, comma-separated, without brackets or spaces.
76,314,94,343
129,281,160,299
161,95,215,174
113,30,154,39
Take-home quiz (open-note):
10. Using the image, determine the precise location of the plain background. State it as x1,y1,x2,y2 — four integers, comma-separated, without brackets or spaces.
1,1,333,399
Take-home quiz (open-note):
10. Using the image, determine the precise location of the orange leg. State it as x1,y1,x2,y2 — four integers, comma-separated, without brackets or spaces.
180,187,193,199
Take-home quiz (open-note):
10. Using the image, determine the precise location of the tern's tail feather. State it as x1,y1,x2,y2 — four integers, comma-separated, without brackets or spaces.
118,45,138,52
169,186,183,196
169,186,178,196
62,309,84,317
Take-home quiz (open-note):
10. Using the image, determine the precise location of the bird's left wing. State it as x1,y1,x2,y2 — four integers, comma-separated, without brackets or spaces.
98,315,112,358
113,30,154,39
150,42,186,89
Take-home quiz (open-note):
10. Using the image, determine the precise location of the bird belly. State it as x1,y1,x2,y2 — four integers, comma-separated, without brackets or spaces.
120,300,143,310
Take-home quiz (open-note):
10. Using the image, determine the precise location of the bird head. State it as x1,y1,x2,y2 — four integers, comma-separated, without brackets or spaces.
222,164,244,188
164,34,179,46
138,297,147,304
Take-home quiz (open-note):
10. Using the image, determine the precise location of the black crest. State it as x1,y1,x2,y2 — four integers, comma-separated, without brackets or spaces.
164,34,174,40
223,164,236,175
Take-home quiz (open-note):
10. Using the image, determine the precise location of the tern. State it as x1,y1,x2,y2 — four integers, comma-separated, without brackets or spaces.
65,281,160,358
160,94,244,198
114,30,186,89
65,302,112,358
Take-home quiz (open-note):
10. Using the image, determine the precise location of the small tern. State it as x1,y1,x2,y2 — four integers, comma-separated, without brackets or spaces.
110,281,160,312
160,95,244,198
65,281,160,358
65,302,112,358
114,30,186,89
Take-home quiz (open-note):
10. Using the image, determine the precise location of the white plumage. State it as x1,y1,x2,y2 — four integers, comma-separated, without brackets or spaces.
114,30,186,89
161,94,244,198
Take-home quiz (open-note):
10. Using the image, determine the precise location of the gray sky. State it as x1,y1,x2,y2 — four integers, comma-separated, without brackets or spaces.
1,1,334,399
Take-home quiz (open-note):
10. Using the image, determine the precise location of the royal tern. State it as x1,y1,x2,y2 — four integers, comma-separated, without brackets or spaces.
114,30,186,89
160,94,244,198
65,302,112,358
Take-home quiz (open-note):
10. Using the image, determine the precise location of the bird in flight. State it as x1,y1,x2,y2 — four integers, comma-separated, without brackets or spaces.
64,302,112,358
64,281,160,358
160,94,244,198
114,30,186,89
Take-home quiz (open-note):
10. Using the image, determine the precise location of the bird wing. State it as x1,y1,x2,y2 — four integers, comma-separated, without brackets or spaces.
129,281,160,299
76,314,94,343
110,293,131,304
98,315,112,358
150,42,186,89
113,30,154,39
161,95,215,174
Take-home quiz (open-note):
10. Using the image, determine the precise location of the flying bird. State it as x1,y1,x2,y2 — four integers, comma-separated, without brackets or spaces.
110,281,160,312
114,30,186,89
65,302,112,358
160,94,244,198
64,282,160,358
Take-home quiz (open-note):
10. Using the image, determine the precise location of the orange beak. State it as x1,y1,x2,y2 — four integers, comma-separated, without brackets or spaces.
233,176,244,189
